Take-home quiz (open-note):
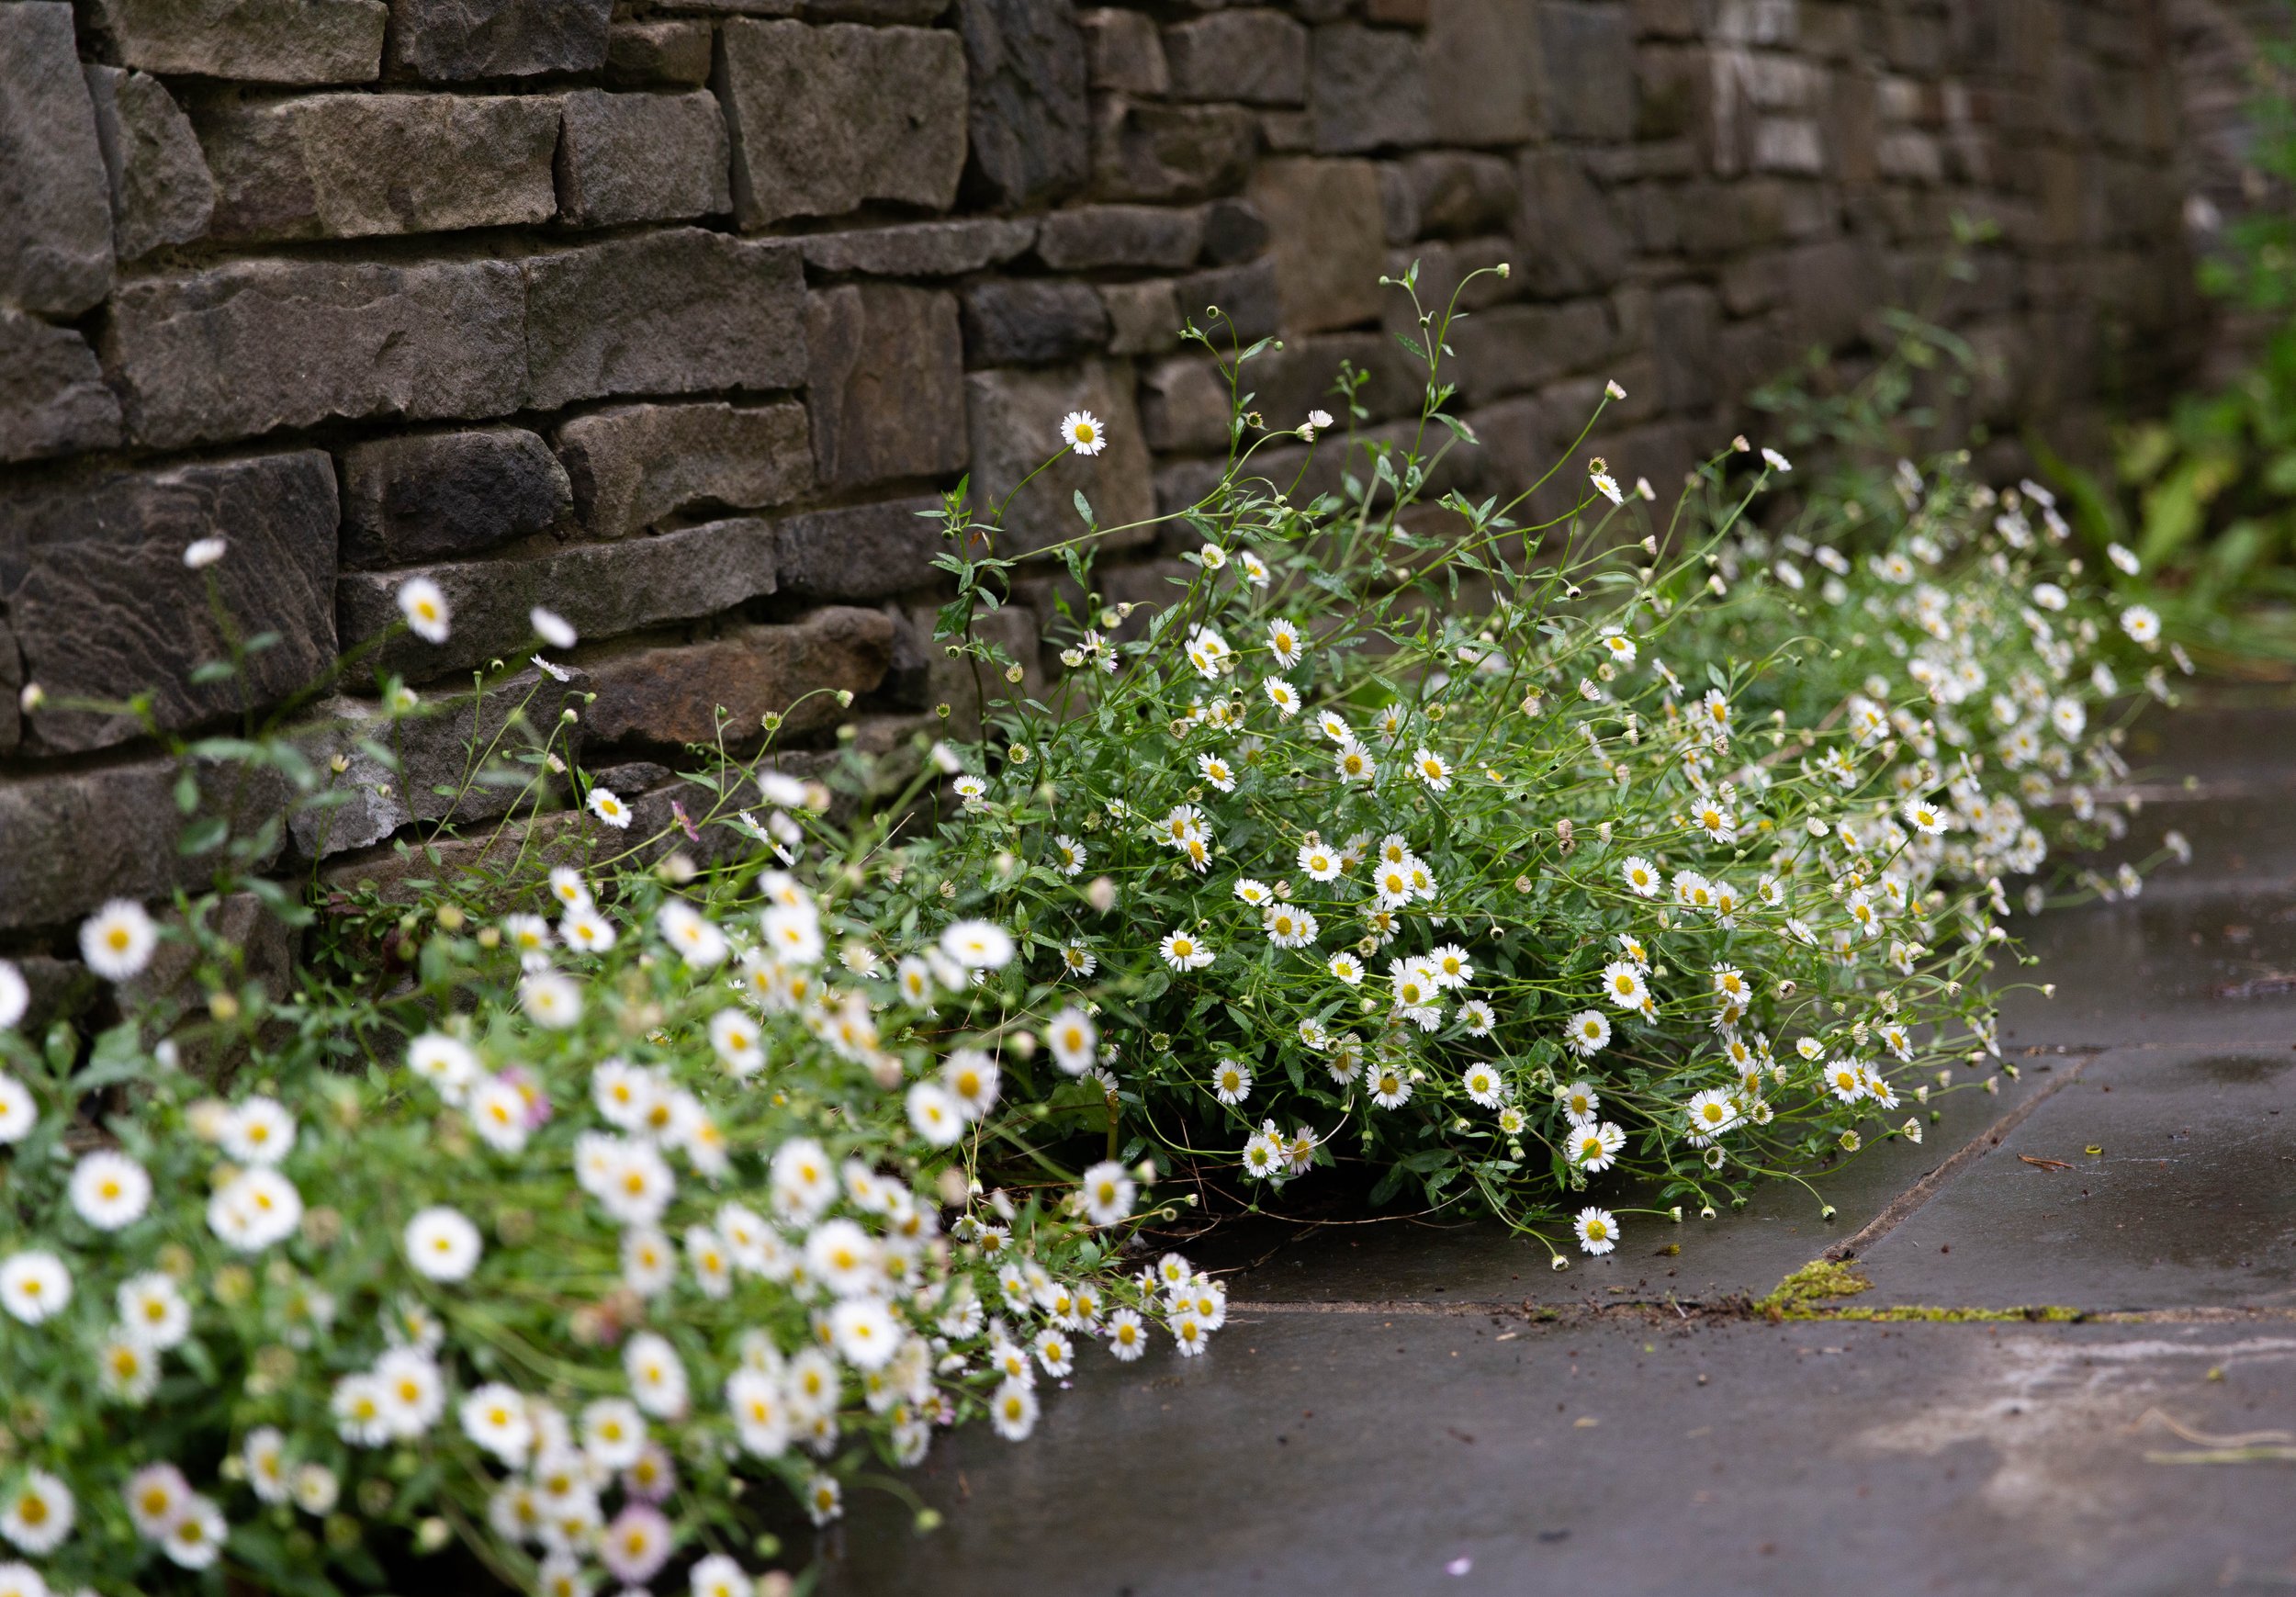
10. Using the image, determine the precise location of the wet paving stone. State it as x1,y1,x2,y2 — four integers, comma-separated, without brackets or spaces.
818,1317,2296,1597
2001,896,2296,1052
1855,1044,2296,1311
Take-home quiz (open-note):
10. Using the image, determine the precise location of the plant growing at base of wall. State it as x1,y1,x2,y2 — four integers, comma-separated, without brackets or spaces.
0,264,2182,1597
0,604,1223,1597
902,264,2179,1263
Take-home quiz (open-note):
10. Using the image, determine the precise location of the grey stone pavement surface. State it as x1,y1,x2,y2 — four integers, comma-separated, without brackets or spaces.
819,697,2296,1597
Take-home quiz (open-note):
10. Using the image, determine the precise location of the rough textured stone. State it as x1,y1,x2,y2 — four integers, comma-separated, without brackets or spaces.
556,90,730,228
523,230,805,411
1455,298,1613,403
1424,0,1541,144
583,608,895,747
1380,163,1421,242
1311,24,1434,154
557,401,812,539
1037,205,1205,270
808,287,966,489
805,0,950,19
1540,0,1637,141
0,757,290,933
91,0,388,84
1165,11,1309,105
199,94,560,242
0,6,115,318
1079,6,1166,95
0,621,17,753
1404,151,1519,237
1651,281,1717,411
1200,196,1271,263
1249,158,1386,332
1516,149,1627,296
1172,259,1281,341
341,428,572,568
960,0,1092,208
0,311,122,463
1141,355,1232,453
774,499,945,600
964,361,1154,555
385,0,613,80
337,517,779,678
717,20,967,226
82,67,214,262
292,665,589,857
605,19,715,84
1238,330,1421,423
799,219,1037,276
961,280,1110,366
0,452,338,754
1091,99,1258,202
1103,279,1183,355
105,256,526,449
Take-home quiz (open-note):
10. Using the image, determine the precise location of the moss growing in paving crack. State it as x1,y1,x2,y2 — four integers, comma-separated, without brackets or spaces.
1756,1260,2081,1322
1758,1259,1874,1317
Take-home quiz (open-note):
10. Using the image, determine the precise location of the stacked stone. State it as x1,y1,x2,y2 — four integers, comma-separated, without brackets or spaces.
0,0,2201,1011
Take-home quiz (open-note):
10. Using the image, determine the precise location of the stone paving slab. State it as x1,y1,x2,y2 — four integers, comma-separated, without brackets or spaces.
819,1316,2296,1597
1855,1043,2296,1311
2000,786,2296,1052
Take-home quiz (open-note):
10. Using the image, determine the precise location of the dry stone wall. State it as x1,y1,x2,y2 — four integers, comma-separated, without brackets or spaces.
0,0,2207,999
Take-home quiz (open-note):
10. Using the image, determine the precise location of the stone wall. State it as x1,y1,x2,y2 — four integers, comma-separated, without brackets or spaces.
0,0,2207,985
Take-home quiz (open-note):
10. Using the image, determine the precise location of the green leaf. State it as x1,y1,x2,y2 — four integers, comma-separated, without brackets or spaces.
178,815,230,856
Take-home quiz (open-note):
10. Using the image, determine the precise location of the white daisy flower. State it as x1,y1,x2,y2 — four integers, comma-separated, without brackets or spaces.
1570,1120,1625,1172
1045,1006,1097,1075
518,971,583,1029
530,605,577,648
1574,1206,1619,1254
0,1076,31,1144
0,1252,70,1324
1159,930,1213,972
1210,1059,1253,1106
1600,961,1649,1010
906,1081,964,1147
1060,410,1107,455
404,1206,482,1282
1565,1009,1611,1056
1078,1161,1136,1227
221,1094,295,1165
940,919,1015,969
398,576,451,644
80,898,157,981
588,786,632,828
68,1150,152,1231
0,1468,73,1555
118,1271,191,1350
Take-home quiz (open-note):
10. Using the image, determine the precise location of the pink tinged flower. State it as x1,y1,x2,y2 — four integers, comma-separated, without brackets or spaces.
599,1502,675,1585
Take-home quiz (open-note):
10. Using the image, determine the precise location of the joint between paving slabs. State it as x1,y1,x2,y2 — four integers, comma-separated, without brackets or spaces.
1819,1044,2105,1265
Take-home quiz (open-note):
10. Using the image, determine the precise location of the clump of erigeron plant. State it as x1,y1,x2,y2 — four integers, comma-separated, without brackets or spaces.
0,590,1223,1597
901,263,2178,1265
